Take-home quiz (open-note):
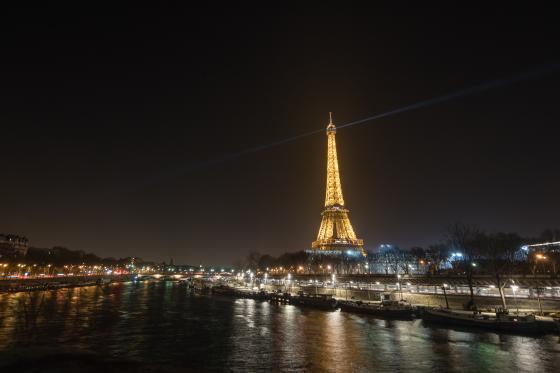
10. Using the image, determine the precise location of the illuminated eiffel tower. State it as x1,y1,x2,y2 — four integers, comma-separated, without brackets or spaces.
311,113,365,256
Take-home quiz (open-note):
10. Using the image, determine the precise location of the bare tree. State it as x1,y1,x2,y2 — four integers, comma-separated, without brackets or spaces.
446,223,482,309
481,232,522,310
425,244,448,275
245,251,262,271
410,247,426,273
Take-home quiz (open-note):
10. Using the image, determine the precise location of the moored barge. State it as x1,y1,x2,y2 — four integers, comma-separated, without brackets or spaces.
340,299,418,319
422,308,555,335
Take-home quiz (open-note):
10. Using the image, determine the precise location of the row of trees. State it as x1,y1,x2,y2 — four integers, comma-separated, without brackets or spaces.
244,250,364,275
243,225,560,293
1,246,155,268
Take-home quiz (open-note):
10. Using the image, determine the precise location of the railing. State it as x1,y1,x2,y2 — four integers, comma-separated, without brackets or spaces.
311,238,364,248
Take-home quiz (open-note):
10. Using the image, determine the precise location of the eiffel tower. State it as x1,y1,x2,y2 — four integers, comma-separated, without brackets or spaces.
311,113,365,256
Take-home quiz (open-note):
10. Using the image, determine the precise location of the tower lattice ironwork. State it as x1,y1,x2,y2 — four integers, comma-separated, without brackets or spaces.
311,113,365,256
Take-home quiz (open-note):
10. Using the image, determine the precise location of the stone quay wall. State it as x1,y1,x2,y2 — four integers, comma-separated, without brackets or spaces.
263,284,560,312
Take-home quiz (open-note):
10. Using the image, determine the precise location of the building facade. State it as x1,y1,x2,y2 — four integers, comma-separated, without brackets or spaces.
0,234,29,258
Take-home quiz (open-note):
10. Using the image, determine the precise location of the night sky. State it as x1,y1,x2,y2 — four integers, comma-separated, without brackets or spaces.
1,6,559,265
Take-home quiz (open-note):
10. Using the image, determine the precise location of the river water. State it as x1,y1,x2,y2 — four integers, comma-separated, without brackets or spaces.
0,281,558,372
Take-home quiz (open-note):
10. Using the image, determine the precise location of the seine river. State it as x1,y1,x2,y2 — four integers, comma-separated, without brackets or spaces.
0,281,559,372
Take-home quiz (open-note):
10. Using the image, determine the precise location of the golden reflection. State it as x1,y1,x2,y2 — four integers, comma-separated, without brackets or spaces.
1,284,559,371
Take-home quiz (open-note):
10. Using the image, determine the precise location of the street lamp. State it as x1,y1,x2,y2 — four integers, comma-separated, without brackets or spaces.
536,286,543,316
442,283,450,309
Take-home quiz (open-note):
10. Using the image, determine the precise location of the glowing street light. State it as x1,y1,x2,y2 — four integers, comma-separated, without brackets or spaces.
284,273,292,292
442,283,449,309
396,274,402,300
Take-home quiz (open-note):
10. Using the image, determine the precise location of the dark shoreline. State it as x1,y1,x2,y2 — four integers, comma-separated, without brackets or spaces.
0,275,133,293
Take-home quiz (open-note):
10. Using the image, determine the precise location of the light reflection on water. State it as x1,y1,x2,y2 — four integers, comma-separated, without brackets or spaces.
0,281,559,372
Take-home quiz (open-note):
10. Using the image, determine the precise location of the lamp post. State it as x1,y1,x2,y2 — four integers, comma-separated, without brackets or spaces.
397,274,403,301
287,273,291,293
535,253,548,274
536,287,543,316
442,283,450,309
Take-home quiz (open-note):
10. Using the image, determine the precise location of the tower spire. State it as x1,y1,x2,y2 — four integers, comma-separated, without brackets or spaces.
329,111,333,124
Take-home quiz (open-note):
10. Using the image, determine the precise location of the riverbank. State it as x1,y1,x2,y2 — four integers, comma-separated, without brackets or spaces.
0,275,133,293
260,284,560,315
207,283,560,335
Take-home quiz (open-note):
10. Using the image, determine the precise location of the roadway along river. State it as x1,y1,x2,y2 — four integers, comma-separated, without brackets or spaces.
0,281,559,372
